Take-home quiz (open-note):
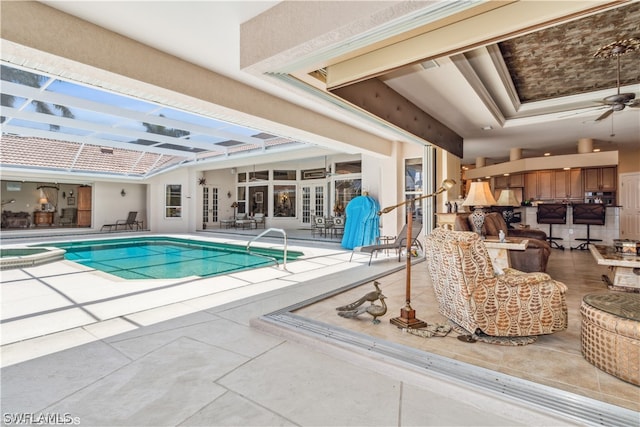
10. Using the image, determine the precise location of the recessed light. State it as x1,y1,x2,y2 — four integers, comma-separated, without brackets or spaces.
544,152,551,156
481,125,493,131
563,167,570,170
593,148,601,152
503,173,510,176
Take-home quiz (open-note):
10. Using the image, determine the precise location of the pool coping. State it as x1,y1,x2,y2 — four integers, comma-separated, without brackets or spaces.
0,247,66,270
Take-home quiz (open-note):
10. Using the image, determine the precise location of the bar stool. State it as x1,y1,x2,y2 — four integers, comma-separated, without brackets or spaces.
536,203,567,250
571,203,606,251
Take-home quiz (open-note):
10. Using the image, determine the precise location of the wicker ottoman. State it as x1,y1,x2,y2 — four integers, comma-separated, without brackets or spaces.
581,293,640,385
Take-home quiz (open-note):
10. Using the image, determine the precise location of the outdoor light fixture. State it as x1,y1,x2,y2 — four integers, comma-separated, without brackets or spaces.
378,179,456,329
121,189,126,197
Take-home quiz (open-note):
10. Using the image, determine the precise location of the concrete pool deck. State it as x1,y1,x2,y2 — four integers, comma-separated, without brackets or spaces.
1,232,388,365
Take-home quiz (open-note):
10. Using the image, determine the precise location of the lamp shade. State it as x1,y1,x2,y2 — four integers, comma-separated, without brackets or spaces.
230,202,238,208
38,197,48,204
462,181,496,207
496,189,520,206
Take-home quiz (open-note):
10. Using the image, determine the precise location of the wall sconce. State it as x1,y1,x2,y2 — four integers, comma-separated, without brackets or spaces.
120,189,126,197
227,191,232,198
69,190,73,197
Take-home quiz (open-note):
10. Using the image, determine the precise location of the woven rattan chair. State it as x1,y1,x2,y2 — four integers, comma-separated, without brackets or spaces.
424,227,568,339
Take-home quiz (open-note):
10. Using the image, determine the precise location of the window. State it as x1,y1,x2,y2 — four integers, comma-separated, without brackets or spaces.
237,187,246,214
273,170,296,180
249,185,268,215
249,170,269,181
335,179,361,214
274,185,296,217
405,158,423,192
405,158,424,223
335,160,361,174
165,184,182,218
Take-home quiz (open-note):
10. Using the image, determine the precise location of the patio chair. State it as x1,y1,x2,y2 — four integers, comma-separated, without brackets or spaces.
59,208,77,226
350,222,423,265
332,216,345,237
253,213,266,229
312,216,332,237
101,211,139,231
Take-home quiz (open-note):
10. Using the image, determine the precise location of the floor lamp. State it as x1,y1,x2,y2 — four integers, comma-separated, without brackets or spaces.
378,179,456,329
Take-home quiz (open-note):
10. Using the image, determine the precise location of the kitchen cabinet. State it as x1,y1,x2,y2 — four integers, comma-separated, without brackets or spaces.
77,186,92,227
553,168,583,200
495,173,524,189
584,167,617,191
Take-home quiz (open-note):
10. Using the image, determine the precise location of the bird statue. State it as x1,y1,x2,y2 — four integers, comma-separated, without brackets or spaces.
337,294,387,324
335,281,382,311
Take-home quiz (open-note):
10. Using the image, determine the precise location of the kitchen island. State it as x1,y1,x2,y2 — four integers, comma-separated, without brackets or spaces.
521,205,619,247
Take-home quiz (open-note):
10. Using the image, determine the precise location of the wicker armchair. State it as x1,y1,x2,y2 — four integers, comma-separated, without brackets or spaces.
424,228,568,338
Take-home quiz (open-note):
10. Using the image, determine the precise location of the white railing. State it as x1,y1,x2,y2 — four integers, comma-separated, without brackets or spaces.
246,228,289,272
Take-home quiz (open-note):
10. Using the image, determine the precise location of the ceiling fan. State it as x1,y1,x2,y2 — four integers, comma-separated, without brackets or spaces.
592,38,640,122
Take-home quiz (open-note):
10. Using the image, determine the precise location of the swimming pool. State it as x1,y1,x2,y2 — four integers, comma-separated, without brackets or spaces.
40,237,302,280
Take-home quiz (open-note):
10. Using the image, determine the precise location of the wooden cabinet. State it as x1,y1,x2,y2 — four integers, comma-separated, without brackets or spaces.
584,167,616,191
34,211,53,226
495,173,524,189
553,168,583,200
525,170,553,200
77,186,92,227
537,170,553,200
524,172,538,201
525,169,584,201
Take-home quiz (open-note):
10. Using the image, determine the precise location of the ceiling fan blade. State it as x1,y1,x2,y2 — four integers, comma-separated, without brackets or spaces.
595,108,613,122
557,106,606,119
626,99,640,108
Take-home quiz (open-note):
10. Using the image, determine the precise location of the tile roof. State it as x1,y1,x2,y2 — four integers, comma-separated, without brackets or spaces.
1,135,186,177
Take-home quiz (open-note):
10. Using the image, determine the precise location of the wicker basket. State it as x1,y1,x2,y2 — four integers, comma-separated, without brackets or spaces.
581,294,640,386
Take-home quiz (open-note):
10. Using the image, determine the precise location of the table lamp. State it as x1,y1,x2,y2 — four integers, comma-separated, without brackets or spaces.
38,197,48,211
462,181,496,235
496,189,520,228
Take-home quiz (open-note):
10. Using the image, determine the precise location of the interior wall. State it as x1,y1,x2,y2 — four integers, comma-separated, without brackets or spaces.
618,145,640,174
92,182,147,230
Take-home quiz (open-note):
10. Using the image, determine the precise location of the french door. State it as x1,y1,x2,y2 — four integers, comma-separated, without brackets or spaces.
201,186,218,228
302,184,325,224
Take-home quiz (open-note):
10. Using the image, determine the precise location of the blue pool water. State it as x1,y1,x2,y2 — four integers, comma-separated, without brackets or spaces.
40,237,302,280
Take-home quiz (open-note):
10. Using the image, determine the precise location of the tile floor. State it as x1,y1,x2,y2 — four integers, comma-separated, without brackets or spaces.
295,248,640,412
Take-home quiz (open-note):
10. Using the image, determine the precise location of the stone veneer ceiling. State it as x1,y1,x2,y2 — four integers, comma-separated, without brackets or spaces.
499,2,640,103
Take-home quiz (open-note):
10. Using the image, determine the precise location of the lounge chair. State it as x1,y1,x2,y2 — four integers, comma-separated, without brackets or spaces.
101,211,139,231
350,222,423,265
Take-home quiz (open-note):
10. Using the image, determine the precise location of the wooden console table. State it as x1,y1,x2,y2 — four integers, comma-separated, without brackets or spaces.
34,211,54,226
589,244,640,292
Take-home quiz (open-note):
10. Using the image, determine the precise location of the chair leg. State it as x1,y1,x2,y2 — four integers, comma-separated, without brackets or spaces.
571,224,602,250
547,224,565,250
